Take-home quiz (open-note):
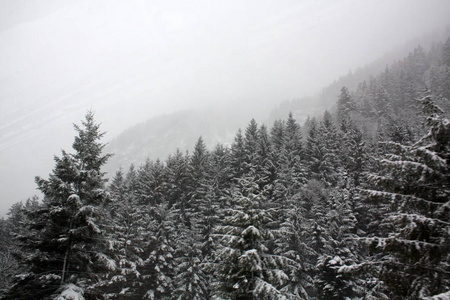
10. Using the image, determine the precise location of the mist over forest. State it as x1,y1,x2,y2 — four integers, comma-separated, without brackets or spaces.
1,1,450,299
2,0,450,215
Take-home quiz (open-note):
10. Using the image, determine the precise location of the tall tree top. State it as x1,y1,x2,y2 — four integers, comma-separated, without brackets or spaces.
72,110,111,172
36,111,111,205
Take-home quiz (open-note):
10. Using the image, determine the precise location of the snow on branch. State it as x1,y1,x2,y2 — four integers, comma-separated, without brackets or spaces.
395,213,450,226
96,252,117,271
360,189,442,206
55,283,85,300
254,277,291,300
421,290,450,300
364,236,440,251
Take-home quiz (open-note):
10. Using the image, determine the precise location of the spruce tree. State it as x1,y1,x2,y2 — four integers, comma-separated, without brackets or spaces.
173,222,209,300
336,87,355,122
5,111,114,299
213,177,297,300
231,129,246,180
143,204,177,300
101,168,153,299
364,91,450,298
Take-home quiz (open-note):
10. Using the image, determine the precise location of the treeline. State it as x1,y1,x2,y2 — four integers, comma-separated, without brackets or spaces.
0,38,449,299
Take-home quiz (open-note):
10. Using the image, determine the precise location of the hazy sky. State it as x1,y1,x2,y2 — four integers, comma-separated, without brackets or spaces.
1,0,449,216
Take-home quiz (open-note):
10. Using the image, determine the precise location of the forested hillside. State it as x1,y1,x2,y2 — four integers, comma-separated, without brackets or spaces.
0,37,449,299
105,31,449,173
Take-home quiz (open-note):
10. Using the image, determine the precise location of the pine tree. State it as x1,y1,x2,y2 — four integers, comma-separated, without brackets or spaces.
101,168,153,299
0,197,41,297
292,180,332,299
5,111,114,299
164,149,190,218
213,177,297,300
143,204,177,300
275,188,315,299
270,119,286,172
339,118,367,186
363,91,450,298
304,117,322,182
242,119,260,176
0,215,20,295
314,187,372,300
319,111,342,186
305,113,341,186
136,159,158,205
255,124,277,189
281,113,306,188
188,137,211,214
173,222,209,300
231,129,246,180
336,87,355,122
209,143,232,193
190,137,210,182
109,168,125,204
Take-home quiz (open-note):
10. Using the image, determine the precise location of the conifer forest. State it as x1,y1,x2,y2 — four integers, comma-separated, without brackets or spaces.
1,36,450,300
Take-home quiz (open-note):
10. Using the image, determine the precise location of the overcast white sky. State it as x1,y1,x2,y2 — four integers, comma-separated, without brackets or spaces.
1,0,449,216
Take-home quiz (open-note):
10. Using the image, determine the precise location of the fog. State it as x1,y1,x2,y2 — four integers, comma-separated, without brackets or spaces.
1,0,449,216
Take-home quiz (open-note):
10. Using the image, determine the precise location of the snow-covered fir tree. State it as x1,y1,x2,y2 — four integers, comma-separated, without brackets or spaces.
213,176,298,300
100,168,154,299
5,111,114,300
363,91,450,298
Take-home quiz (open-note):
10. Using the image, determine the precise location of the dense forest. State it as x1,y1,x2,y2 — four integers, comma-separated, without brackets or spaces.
0,37,449,300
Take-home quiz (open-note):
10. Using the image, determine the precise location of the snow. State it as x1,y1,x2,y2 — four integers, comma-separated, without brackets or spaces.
338,263,364,273
86,217,102,233
242,225,261,237
327,256,342,266
362,189,441,206
144,290,155,300
254,278,289,300
96,252,117,271
55,284,85,300
397,213,450,226
67,194,81,206
39,274,61,281
239,249,262,271
422,290,450,300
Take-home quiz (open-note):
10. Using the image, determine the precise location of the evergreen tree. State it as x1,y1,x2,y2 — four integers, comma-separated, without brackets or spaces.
255,124,277,189
143,204,178,300
164,150,190,217
101,168,153,299
136,159,160,206
173,223,209,300
281,113,306,187
336,87,355,122
5,111,114,299
188,137,211,211
0,197,42,296
304,117,323,182
305,112,341,186
275,189,315,299
0,211,23,296
243,119,260,176
231,129,246,180
339,118,367,186
269,119,286,170
190,137,210,182
213,177,297,300
209,143,233,193
363,91,450,298
314,187,372,300
109,168,125,204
